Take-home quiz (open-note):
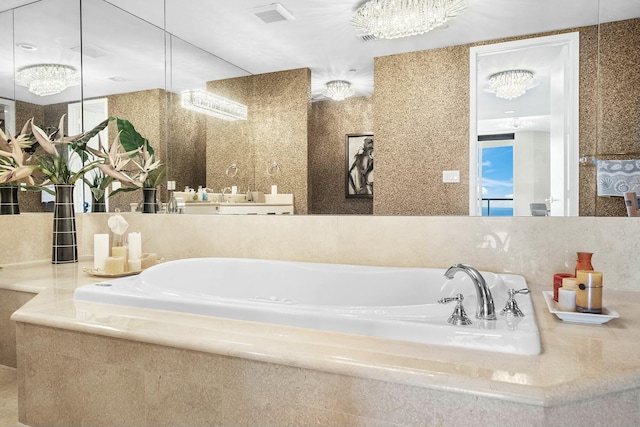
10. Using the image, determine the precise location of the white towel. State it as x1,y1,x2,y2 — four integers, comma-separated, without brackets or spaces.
596,160,640,196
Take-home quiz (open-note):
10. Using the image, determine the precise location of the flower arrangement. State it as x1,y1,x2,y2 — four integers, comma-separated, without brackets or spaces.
30,114,110,186
0,120,38,187
89,117,166,193
0,115,164,198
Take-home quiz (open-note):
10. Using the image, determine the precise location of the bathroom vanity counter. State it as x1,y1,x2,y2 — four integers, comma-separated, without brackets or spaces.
182,201,294,215
7,261,640,425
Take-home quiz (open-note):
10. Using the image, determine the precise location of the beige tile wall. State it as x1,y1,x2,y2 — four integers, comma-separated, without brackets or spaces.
0,289,35,367
16,321,640,427
74,213,640,292
3,213,640,292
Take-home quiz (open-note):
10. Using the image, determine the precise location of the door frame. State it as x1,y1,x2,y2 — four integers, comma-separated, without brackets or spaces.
68,98,109,212
469,32,580,216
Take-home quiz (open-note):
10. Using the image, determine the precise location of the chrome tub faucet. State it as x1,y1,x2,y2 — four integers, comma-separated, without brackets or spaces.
444,264,496,320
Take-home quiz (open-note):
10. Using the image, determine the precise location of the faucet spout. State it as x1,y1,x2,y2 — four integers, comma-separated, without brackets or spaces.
221,187,232,203
444,264,496,320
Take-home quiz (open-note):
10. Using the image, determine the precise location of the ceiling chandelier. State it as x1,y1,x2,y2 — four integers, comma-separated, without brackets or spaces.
498,118,534,130
488,70,535,100
181,89,248,121
351,0,468,40
323,80,355,101
15,64,80,97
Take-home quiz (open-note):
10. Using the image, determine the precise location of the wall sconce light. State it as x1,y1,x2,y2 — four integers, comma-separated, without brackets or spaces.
181,89,248,121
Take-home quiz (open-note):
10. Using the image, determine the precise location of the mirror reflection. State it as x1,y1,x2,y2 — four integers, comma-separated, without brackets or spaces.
471,33,580,217
8,0,82,212
0,0,638,216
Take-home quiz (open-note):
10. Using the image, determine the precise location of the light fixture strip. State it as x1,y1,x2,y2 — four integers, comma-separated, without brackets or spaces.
181,89,248,121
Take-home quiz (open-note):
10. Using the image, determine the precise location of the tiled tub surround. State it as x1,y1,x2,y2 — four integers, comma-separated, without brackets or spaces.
12,277,640,426
2,213,640,425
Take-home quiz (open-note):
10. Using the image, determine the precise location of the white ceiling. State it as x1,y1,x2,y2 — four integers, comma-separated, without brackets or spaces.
0,0,639,130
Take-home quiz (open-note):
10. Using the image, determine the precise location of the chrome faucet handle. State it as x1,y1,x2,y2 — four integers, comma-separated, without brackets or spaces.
500,288,529,317
438,293,472,326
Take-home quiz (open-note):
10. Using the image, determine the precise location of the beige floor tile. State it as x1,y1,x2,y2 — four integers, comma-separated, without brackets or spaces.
0,366,18,427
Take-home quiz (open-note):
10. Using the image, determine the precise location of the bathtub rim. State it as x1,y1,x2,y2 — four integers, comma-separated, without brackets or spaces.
73,258,541,355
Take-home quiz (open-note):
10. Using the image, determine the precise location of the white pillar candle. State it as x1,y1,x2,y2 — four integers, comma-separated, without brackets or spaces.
128,232,142,261
231,185,237,194
103,256,125,275
167,180,176,190
271,185,278,195
93,234,109,271
558,288,576,312
111,245,128,271
128,259,142,272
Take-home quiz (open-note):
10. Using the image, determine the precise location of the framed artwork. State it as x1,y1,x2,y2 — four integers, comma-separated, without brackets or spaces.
345,133,374,198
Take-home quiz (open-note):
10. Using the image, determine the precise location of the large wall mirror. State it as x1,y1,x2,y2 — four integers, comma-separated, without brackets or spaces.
0,0,638,216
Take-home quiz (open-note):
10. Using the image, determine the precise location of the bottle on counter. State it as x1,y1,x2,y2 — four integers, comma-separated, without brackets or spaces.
575,252,594,276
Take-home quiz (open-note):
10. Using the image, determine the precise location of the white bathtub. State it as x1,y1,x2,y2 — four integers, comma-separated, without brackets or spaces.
74,258,541,355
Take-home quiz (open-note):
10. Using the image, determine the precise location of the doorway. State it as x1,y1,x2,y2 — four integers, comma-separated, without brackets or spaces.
68,98,109,212
469,33,579,216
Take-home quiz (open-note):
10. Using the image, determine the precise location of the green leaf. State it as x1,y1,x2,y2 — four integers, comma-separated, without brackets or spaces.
144,164,166,188
116,118,154,156
76,117,113,145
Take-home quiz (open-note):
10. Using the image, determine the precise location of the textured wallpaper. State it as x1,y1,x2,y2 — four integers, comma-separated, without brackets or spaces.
107,89,167,213
588,18,640,217
166,92,207,194
309,96,374,215
373,20,638,216
207,68,311,214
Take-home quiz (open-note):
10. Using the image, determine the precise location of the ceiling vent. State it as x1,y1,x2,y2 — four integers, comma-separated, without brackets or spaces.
251,3,295,24
70,44,111,59
359,34,378,42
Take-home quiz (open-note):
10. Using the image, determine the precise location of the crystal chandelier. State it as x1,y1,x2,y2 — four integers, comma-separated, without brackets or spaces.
323,80,355,101
498,118,534,130
351,0,468,40
488,70,535,100
181,89,248,121
15,64,80,96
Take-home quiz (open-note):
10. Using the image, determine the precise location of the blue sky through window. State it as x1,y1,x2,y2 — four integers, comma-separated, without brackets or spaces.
482,145,513,216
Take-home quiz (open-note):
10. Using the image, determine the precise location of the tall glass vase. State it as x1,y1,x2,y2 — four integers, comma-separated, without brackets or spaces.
52,184,78,264
91,194,106,212
142,187,158,213
0,185,20,215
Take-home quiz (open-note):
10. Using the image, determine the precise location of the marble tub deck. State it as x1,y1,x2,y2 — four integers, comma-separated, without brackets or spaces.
3,260,640,425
